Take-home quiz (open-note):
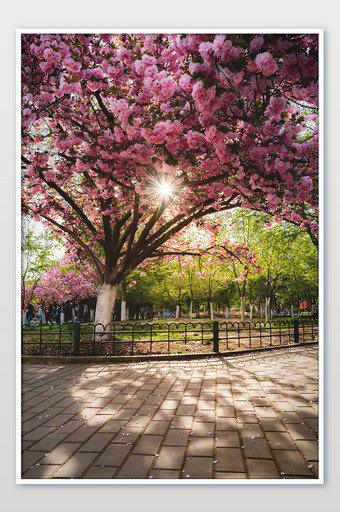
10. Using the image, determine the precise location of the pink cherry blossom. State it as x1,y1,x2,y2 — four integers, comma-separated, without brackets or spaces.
255,52,278,76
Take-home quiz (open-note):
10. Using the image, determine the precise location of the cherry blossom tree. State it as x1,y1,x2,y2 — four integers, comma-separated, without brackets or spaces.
21,33,319,325
29,256,97,306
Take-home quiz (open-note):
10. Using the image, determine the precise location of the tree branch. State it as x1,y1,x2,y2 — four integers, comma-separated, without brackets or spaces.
41,214,104,280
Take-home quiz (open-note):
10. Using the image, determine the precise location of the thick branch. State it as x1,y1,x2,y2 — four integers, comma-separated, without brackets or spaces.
41,214,104,280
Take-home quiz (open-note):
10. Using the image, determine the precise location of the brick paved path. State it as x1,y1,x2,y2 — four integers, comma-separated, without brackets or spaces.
21,345,319,480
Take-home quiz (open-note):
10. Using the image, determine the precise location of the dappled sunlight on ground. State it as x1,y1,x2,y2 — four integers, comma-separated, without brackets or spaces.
21,345,319,481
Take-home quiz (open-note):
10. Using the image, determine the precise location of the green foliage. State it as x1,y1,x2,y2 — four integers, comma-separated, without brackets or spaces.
21,218,62,305
123,209,318,316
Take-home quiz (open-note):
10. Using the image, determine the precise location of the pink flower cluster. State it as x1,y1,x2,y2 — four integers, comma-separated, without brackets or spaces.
255,52,278,76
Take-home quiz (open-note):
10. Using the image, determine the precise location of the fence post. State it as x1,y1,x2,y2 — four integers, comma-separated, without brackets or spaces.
294,319,299,344
213,321,219,352
74,321,80,355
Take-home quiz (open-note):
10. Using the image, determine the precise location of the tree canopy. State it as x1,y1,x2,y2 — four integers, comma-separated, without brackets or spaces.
21,33,319,323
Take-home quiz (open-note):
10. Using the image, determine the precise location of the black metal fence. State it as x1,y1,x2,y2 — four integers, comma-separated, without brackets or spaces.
21,319,318,357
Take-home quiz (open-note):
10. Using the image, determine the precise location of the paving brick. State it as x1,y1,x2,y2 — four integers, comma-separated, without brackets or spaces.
171,416,193,429
126,415,151,428
22,451,46,473
304,418,318,432
163,429,190,446
113,408,140,420
132,435,163,455
215,448,244,472
277,411,303,423
246,459,280,479
192,421,215,436
97,419,126,434
150,469,181,479
78,433,114,452
183,457,213,479
61,402,87,414
116,455,154,479
22,464,60,479
237,413,259,424
215,417,237,430
83,466,117,479
215,472,247,479
22,418,46,433
198,399,215,410
22,426,56,442
216,431,240,448
153,446,186,469
273,450,313,476
89,397,114,408
110,395,134,404
53,452,97,478
239,424,264,439
295,440,319,461
28,431,70,452
195,410,215,422
40,443,81,465
160,399,180,410
259,418,286,431
176,404,196,416
216,407,235,418
96,444,132,467
243,438,272,459
179,396,197,406
285,423,318,441
266,432,298,450
187,437,214,456
255,407,278,419
144,420,170,436
298,406,318,419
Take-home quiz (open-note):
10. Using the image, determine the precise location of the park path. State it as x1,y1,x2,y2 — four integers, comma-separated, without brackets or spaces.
21,345,319,480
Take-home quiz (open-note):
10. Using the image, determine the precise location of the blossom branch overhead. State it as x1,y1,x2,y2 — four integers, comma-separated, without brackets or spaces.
21,32,319,322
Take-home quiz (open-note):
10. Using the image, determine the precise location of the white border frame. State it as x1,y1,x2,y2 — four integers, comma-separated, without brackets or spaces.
16,28,324,485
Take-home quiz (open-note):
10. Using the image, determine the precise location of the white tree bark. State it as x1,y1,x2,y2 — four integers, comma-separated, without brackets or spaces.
240,296,245,322
265,297,271,323
121,301,127,321
249,303,254,320
176,305,180,318
94,283,117,327
120,280,127,321
225,306,230,319
210,301,214,321
189,300,193,320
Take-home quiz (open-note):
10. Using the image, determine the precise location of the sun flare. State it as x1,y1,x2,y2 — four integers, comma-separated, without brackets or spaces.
159,182,172,197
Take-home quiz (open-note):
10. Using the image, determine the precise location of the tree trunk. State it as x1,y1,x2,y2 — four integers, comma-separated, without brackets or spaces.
240,296,245,323
189,300,193,320
210,301,214,321
225,306,230,319
94,283,117,327
249,303,254,320
265,297,271,323
176,304,180,318
121,280,127,321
